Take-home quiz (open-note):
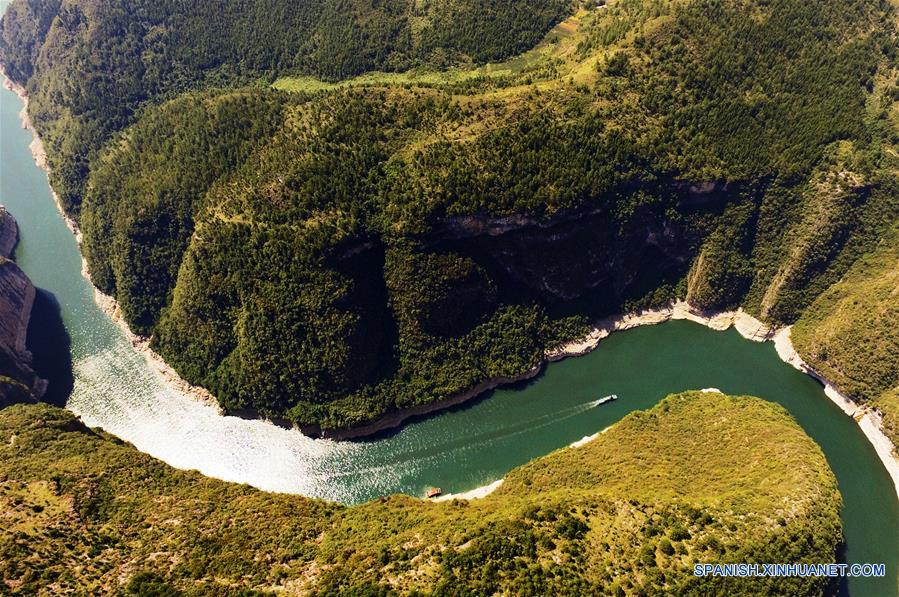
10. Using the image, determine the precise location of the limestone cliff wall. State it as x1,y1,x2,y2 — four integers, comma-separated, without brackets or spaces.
0,206,18,259
0,206,47,406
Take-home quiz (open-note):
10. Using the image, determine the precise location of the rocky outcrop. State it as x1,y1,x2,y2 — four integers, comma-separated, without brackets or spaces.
0,206,47,406
0,206,18,258
545,300,774,362
436,208,691,303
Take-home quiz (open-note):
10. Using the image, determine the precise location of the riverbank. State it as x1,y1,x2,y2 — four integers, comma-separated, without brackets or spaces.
546,300,773,362
773,328,899,498
4,67,897,501
1,71,80,243
433,479,504,501
301,364,543,440
547,300,899,499
1,69,222,411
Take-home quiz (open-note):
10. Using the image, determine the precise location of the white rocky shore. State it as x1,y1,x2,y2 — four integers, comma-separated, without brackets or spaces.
433,479,504,501
547,300,899,499
545,300,773,362
5,68,897,501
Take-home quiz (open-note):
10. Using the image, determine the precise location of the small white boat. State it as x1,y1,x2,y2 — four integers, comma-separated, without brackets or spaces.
596,394,618,405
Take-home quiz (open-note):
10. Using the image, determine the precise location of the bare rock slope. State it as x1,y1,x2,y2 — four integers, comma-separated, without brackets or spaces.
0,206,46,406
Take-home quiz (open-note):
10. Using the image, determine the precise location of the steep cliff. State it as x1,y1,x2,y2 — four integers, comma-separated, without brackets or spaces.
0,207,46,406
0,206,17,259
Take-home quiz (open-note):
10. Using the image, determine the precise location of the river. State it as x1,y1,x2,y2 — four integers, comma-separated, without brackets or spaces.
1,50,897,597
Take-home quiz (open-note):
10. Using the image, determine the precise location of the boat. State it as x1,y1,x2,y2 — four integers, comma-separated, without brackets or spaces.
426,487,442,498
596,394,618,405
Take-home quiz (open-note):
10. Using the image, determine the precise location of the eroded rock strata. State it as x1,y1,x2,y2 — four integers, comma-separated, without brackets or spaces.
0,207,46,406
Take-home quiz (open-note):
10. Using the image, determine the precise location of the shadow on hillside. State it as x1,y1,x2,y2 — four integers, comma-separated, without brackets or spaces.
27,288,74,406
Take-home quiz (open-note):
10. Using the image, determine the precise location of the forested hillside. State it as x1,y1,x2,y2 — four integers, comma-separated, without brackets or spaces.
793,224,899,446
2,0,898,431
0,392,843,595
0,0,570,214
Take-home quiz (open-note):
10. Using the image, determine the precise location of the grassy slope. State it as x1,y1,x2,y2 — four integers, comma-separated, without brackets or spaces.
0,392,841,595
270,5,589,94
792,224,899,446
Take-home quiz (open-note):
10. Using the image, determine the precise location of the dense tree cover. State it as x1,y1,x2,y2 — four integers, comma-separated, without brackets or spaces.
685,201,755,310
633,0,881,181
81,90,289,333
0,0,571,214
0,393,843,594
414,0,571,65
3,0,897,428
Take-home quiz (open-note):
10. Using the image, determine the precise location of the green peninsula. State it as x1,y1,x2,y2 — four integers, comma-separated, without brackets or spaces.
0,392,843,595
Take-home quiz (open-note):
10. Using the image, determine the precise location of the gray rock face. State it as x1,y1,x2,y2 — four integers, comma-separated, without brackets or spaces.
0,206,46,406
0,259,35,356
0,206,18,259
430,206,692,304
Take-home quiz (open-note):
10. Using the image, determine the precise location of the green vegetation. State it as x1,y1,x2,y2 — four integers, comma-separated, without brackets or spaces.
0,0,570,214
81,90,289,332
793,223,899,446
2,0,898,430
0,392,843,594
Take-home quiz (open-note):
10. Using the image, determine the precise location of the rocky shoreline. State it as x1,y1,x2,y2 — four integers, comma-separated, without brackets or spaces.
4,68,897,497
547,299,899,499
545,300,773,362
433,479,504,501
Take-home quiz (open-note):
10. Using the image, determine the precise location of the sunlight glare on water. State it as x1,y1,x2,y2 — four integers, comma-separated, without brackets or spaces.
0,32,896,592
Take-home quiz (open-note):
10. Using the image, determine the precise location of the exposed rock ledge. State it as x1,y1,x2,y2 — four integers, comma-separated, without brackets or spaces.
0,207,47,406
545,300,773,362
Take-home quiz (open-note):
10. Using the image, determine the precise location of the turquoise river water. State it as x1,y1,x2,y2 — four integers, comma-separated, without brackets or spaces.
0,53,896,597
